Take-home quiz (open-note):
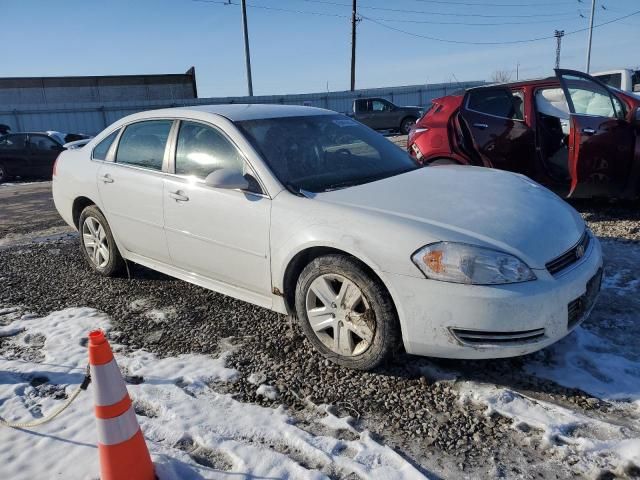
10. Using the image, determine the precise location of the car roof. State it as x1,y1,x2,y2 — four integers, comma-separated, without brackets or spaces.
138,104,335,122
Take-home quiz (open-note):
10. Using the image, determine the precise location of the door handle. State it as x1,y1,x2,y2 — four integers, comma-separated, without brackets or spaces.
472,123,489,129
100,174,114,184
581,128,596,135
169,190,189,202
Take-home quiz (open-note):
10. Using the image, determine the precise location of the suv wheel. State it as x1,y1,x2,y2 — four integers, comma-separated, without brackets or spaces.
79,205,124,276
295,254,399,370
400,117,417,135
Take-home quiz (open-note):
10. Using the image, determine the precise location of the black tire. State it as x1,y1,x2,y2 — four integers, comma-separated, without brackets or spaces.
400,117,417,135
78,205,124,276
295,254,400,370
429,158,459,166
0,163,8,183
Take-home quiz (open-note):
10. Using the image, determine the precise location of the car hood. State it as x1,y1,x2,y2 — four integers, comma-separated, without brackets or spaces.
313,166,585,269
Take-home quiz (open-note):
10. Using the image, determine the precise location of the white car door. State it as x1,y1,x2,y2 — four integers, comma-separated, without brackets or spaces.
97,119,174,263
163,120,272,304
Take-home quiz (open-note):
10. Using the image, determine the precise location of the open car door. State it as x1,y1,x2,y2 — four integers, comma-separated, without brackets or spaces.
458,86,536,176
555,69,636,197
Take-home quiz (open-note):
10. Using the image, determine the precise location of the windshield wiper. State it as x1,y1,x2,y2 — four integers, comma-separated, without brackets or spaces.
284,182,306,197
322,180,365,192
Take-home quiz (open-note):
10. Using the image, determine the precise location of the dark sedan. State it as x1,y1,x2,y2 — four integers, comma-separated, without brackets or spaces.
0,132,65,182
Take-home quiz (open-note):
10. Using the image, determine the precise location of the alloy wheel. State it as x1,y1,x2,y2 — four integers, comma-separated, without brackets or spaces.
305,273,375,357
82,216,110,268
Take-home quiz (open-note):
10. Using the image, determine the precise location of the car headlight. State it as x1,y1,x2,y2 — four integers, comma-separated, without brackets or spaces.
411,242,536,285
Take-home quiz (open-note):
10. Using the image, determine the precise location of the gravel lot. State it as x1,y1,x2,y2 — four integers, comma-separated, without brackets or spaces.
1,177,639,479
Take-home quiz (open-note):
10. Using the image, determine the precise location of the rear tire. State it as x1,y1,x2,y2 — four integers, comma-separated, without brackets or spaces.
295,254,400,370
0,163,8,183
400,117,417,135
78,205,124,277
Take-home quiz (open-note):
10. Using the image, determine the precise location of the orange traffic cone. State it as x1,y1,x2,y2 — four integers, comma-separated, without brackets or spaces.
88,330,155,480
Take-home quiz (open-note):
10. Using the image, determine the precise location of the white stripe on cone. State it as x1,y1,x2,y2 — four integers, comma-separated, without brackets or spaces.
96,406,140,446
90,359,128,406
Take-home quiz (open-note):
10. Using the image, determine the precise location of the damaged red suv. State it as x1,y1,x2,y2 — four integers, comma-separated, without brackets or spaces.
408,69,640,198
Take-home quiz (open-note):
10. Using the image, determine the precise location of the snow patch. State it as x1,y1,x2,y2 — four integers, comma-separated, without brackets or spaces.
256,384,279,400
0,307,424,479
458,381,640,474
526,327,640,405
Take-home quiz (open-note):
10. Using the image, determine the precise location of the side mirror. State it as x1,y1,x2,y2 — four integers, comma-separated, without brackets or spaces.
204,168,249,190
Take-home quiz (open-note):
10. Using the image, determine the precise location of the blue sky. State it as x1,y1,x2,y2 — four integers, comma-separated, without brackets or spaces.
1,0,638,97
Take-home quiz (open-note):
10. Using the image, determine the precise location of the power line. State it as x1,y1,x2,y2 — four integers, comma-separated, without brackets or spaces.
194,0,589,26
360,9,640,45
288,0,581,18
374,16,588,26
193,0,637,46
192,0,349,17
409,0,581,7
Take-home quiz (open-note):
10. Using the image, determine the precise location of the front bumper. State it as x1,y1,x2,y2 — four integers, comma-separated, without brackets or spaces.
384,234,603,359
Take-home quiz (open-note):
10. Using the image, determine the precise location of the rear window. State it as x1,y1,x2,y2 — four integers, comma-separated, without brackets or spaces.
92,130,119,161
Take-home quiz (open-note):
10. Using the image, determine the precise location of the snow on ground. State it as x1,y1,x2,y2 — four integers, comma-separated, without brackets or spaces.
0,307,424,479
453,239,640,478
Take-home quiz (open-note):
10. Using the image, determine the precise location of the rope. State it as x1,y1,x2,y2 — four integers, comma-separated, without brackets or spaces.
0,366,91,429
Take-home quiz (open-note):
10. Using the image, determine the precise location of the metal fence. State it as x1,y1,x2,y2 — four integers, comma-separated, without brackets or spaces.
0,81,483,136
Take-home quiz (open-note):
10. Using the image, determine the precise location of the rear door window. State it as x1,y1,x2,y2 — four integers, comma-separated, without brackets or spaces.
115,120,173,171
467,89,520,119
29,135,60,151
371,100,391,112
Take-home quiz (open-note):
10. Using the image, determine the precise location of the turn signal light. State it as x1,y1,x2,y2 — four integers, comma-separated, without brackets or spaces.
423,250,445,273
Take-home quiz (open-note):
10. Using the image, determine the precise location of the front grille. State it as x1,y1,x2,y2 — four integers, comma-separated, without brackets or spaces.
567,268,603,330
546,231,591,276
451,327,546,346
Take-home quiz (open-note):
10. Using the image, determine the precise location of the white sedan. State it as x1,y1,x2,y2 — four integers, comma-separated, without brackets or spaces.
52,105,603,370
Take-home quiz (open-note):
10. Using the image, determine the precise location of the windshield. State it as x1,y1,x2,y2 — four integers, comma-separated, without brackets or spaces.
236,114,419,193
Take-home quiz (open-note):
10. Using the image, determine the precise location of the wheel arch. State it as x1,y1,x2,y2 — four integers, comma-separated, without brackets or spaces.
281,245,399,323
72,196,100,229
400,114,418,129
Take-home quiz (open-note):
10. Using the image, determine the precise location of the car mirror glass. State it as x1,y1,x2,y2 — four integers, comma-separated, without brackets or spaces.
204,168,250,190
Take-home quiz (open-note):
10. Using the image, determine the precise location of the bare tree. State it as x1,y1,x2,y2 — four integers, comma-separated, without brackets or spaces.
490,70,513,83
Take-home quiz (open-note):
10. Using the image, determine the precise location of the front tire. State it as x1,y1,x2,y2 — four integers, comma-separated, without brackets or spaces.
295,254,400,370
78,205,124,276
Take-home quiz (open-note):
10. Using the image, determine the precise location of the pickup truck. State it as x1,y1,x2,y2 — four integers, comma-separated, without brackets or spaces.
592,69,640,95
348,98,424,134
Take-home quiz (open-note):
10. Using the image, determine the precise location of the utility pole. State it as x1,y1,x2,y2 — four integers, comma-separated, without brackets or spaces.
350,0,357,91
554,30,565,69
516,62,520,81
241,0,253,96
585,0,596,73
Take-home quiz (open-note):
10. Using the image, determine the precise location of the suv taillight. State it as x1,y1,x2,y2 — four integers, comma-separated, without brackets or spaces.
53,157,59,177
